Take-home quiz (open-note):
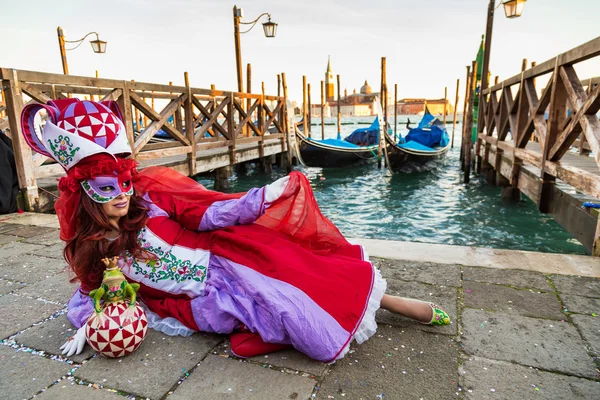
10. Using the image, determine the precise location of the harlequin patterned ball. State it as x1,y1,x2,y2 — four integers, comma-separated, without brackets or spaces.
85,302,148,358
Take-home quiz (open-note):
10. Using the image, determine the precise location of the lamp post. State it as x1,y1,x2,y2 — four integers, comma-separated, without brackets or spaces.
57,26,107,75
481,0,526,93
233,5,277,93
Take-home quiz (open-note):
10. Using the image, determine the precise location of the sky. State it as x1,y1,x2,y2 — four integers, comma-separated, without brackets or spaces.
1,0,599,110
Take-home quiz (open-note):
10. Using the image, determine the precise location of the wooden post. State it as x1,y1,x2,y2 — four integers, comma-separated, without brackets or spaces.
246,63,252,137
464,61,478,183
337,74,341,139
184,71,196,176
394,83,398,142
379,57,387,169
118,81,135,155
131,80,141,132
320,80,325,140
302,75,309,138
531,61,537,142
460,65,472,165
233,6,243,93
56,27,69,75
3,69,39,210
443,86,448,125
307,83,312,137
277,74,281,97
451,79,460,148
281,72,293,171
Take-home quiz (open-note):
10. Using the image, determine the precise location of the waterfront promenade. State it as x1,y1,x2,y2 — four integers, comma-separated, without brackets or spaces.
1,213,599,399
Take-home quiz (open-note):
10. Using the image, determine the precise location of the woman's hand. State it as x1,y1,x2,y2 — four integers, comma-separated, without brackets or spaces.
264,176,290,204
59,326,87,357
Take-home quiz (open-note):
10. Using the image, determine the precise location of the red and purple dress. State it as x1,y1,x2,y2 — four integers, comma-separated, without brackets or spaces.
67,168,386,363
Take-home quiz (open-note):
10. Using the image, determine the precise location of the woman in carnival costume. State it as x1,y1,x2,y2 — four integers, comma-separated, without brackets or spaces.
20,99,450,362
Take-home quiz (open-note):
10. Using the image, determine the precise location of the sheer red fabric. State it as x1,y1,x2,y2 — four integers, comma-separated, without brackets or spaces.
132,166,350,250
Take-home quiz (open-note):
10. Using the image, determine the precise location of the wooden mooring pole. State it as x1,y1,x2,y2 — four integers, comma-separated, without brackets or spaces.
320,80,325,140
379,57,386,169
337,74,341,139
394,83,398,142
307,83,312,137
443,86,448,126
303,75,309,138
451,79,459,148
281,72,293,171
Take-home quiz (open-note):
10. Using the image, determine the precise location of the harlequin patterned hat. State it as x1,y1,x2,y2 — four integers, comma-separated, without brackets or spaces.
21,98,131,170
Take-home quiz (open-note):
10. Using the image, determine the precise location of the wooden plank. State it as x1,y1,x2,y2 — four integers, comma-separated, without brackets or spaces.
233,99,261,137
1,68,126,90
136,146,192,161
101,89,122,102
133,95,183,152
117,81,135,154
20,83,52,104
195,97,230,141
264,101,284,133
129,91,191,146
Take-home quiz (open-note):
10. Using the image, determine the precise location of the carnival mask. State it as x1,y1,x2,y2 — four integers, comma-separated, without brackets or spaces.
81,170,134,203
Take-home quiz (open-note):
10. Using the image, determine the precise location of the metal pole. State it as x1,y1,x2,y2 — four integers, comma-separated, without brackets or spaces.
57,26,69,75
233,6,243,93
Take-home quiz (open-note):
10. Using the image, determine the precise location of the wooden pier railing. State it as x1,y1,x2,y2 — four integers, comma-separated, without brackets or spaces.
469,36,600,254
0,68,291,211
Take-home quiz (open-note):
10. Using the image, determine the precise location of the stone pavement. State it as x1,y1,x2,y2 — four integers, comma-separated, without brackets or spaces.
0,213,599,400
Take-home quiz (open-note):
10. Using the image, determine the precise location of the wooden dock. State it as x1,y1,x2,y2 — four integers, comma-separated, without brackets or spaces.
463,36,600,254
0,68,292,211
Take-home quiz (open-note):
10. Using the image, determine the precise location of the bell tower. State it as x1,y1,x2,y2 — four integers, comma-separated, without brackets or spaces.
325,56,335,102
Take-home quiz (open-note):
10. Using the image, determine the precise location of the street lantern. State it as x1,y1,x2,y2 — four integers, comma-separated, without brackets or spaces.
262,17,278,38
57,27,107,75
89,37,107,53
502,0,526,19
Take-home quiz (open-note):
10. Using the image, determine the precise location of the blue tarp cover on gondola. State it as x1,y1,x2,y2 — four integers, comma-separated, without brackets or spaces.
344,117,379,146
307,137,361,148
403,109,449,149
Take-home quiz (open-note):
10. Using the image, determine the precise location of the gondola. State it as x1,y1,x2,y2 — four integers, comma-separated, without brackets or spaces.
295,118,379,168
384,108,450,170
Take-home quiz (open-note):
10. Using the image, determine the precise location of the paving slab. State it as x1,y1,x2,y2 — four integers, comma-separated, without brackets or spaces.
0,234,22,245
22,230,62,246
0,345,73,400
561,294,600,316
0,279,26,295
36,383,126,400
571,314,600,356
0,294,64,339
3,224,58,238
75,329,223,399
461,309,597,378
0,241,47,260
17,270,79,305
463,281,564,320
460,356,600,400
376,279,457,335
373,258,461,287
317,325,458,400
30,243,66,260
0,254,68,283
463,266,552,291
0,223,24,234
216,340,329,377
169,354,316,400
550,274,600,298
14,314,95,363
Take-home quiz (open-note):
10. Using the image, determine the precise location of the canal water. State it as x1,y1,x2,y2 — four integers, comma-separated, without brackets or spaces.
198,116,587,255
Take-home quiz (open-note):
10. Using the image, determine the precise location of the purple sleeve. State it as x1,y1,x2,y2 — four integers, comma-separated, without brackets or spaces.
66,288,94,329
198,187,266,231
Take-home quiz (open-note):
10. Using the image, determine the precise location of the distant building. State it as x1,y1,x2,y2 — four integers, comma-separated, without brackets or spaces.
311,78,392,117
325,56,335,103
396,98,453,115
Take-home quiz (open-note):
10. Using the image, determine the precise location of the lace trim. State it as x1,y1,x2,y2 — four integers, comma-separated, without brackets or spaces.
139,303,197,337
331,247,387,363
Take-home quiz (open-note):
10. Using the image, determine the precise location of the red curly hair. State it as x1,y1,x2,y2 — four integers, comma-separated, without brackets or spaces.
64,190,149,293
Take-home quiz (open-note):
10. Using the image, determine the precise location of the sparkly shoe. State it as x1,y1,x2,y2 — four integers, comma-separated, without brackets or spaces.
426,302,451,326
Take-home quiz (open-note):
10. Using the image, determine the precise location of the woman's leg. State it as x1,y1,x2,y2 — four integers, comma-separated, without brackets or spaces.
380,294,434,323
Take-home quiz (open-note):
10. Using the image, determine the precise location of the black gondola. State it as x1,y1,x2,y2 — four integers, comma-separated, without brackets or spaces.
296,118,379,168
384,108,450,170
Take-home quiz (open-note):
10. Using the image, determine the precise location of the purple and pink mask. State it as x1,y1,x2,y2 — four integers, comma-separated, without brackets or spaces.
81,169,134,203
